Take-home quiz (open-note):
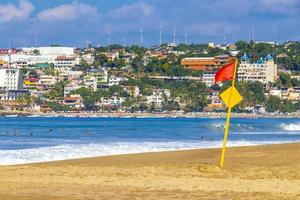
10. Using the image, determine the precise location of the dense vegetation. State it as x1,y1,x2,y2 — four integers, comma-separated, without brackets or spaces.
39,41,300,113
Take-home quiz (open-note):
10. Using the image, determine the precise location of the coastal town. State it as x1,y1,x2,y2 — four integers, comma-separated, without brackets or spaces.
0,40,300,116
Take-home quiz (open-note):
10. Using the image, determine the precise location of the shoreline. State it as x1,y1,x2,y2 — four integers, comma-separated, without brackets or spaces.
26,141,300,166
0,142,299,199
2,110,300,118
2,141,298,167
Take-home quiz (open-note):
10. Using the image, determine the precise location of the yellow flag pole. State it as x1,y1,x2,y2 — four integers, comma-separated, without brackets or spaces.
220,59,238,167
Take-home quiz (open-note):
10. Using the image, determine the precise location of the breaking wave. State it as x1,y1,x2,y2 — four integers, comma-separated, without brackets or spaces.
0,140,294,165
279,123,300,131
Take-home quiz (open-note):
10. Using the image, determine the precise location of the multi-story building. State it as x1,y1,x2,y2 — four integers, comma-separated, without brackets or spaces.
202,72,215,87
86,68,108,83
97,96,126,110
0,68,28,101
83,76,97,91
0,68,23,90
205,90,224,111
280,88,300,101
237,54,277,83
123,86,140,97
108,75,128,87
38,75,58,86
64,94,84,109
22,47,75,56
0,54,57,68
64,84,82,97
24,77,39,88
146,89,171,108
54,56,80,71
181,55,235,71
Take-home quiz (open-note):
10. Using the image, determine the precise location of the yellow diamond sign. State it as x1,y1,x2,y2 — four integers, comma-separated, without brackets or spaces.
220,86,243,108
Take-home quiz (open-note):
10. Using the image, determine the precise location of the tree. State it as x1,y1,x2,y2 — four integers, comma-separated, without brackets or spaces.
265,95,281,112
32,49,40,55
235,41,250,50
291,78,300,87
47,102,70,112
47,81,68,100
279,73,292,87
131,56,144,73
281,100,296,113
162,99,180,111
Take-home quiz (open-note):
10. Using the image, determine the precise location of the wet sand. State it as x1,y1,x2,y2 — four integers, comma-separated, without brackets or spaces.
0,143,299,199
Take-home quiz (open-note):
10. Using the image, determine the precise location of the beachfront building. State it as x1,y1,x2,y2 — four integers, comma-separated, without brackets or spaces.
205,90,224,111
0,90,29,101
63,94,84,110
97,96,126,110
237,54,277,83
145,89,171,108
181,55,235,71
281,88,300,101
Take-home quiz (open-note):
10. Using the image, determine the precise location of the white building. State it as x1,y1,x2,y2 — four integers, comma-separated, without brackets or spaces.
54,56,80,71
238,54,277,83
38,75,58,86
81,54,95,65
0,47,77,68
64,94,84,109
22,47,75,56
123,86,140,97
0,68,28,101
146,89,171,107
98,96,126,106
64,84,82,97
108,75,128,86
0,54,57,68
202,72,215,87
83,76,97,91
87,68,108,83
0,68,23,90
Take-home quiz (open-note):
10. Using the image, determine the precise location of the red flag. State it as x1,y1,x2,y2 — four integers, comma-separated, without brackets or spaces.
214,62,235,83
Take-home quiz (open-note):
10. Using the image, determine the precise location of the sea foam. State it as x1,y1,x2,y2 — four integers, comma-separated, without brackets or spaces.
0,140,292,165
280,123,300,131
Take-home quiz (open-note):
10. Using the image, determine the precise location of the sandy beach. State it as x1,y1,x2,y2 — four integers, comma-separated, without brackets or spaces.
0,143,299,199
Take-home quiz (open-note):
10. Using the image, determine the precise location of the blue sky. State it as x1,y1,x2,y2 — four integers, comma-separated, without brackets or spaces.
0,0,299,47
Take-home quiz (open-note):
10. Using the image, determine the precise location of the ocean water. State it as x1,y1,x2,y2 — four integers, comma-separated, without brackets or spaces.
0,117,300,165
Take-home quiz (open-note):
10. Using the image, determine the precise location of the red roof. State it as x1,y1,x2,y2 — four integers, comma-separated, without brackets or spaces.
25,77,39,82
55,56,76,61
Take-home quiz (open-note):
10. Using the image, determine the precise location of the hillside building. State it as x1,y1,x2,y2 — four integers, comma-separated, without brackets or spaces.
237,54,277,83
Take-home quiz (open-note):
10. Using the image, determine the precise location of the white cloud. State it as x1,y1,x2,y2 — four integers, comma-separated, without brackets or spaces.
0,0,34,22
37,1,99,22
107,2,155,20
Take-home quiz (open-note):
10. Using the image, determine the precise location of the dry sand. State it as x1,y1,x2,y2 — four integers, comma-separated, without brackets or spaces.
0,143,299,200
